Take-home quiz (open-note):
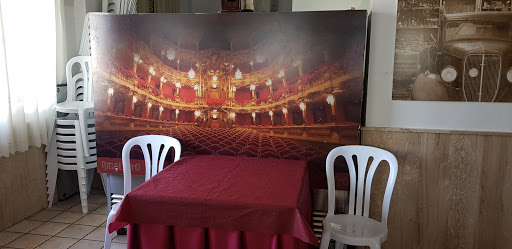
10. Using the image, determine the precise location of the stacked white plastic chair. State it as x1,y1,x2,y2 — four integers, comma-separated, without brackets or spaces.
104,135,182,249
46,56,96,213
319,145,398,249
103,0,137,14
78,0,137,57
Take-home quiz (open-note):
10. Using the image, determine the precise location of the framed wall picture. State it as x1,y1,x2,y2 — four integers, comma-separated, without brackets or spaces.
392,0,512,102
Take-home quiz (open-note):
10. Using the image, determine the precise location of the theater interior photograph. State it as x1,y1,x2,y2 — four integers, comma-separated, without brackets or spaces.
90,12,367,189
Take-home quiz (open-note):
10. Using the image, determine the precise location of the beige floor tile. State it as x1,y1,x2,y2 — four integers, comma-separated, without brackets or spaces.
48,199,79,211
74,214,106,227
82,227,112,241
67,202,102,213
110,242,127,249
50,212,86,224
68,239,104,249
99,221,107,227
55,225,96,239
87,195,106,204
5,220,44,233
0,231,24,246
91,204,108,215
5,234,50,248
26,210,62,222
29,222,70,236
112,234,127,244
34,237,78,249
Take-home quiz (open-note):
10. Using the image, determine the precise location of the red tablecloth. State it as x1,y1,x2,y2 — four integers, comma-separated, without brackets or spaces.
109,155,318,249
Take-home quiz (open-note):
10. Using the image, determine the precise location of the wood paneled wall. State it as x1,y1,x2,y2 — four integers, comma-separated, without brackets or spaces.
0,147,47,230
361,127,512,249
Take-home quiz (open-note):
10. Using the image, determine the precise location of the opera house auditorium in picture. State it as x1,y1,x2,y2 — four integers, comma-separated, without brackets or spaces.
91,13,367,188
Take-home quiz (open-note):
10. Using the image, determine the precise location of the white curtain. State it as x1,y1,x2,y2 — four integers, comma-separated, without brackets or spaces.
0,0,58,157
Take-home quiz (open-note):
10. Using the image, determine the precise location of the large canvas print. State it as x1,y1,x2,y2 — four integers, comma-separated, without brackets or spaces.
393,0,512,102
90,11,367,188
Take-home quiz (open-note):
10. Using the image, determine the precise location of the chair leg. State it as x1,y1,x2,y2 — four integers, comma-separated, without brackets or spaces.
104,211,116,249
46,162,58,208
104,226,113,249
45,128,57,165
76,168,89,213
319,231,330,249
46,136,58,208
101,173,113,212
86,168,94,195
78,109,90,157
45,107,57,153
368,240,381,249
335,241,346,249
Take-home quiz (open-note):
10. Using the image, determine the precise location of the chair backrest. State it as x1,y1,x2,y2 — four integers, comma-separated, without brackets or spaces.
121,135,182,195
103,0,137,13
325,145,398,225
65,56,93,103
105,0,120,13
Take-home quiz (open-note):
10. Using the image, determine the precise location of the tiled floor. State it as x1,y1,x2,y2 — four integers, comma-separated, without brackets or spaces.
0,192,127,249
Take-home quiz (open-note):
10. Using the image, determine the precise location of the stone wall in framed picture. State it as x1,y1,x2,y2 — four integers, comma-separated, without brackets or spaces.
392,0,512,102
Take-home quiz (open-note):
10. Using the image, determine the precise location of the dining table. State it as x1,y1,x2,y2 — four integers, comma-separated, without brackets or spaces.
108,154,319,249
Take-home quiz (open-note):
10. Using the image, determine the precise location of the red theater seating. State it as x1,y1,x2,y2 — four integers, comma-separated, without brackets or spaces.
96,126,350,190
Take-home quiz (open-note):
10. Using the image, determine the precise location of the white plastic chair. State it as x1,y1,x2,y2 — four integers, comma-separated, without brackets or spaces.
319,145,398,249
102,0,137,13
46,117,97,213
103,135,182,249
46,56,96,212
47,56,94,157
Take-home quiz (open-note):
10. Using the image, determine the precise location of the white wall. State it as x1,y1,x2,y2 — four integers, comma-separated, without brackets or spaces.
293,0,512,132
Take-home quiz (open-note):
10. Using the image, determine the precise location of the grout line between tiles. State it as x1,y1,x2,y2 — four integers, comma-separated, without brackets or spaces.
2,193,111,249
